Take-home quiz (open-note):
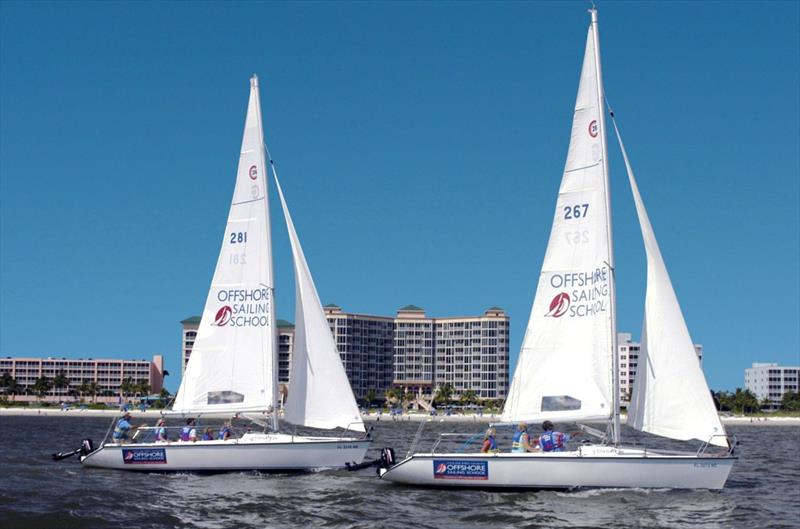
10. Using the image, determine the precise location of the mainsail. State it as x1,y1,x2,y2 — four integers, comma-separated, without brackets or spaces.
611,119,727,447
275,175,365,432
172,76,276,414
503,19,615,424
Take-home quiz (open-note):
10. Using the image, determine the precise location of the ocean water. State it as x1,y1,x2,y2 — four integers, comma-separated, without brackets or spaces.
0,416,797,529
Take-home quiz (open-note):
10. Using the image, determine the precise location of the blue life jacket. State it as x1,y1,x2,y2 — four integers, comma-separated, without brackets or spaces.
539,431,565,452
512,430,527,452
487,436,497,450
180,426,192,441
219,426,231,440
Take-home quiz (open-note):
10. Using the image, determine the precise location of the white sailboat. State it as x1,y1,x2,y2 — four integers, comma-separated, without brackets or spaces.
378,8,735,489
80,76,370,471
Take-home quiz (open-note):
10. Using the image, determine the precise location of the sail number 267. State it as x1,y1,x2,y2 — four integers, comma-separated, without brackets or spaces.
563,204,589,220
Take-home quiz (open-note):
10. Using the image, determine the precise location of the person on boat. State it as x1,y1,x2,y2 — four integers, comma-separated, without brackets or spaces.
180,418,197,442
480,427,498,453
538,420,580,452
154,418,167,442
511,422,537,453
219,423,232,441
202,427,215,441
112,412,133,443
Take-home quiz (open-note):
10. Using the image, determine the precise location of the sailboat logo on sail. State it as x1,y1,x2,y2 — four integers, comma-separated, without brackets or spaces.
213,305,233,326
588,120,598,138
545,292,571,318
249,165,258,180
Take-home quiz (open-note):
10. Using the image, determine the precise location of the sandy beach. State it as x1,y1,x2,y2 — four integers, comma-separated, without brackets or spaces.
1,407,798,426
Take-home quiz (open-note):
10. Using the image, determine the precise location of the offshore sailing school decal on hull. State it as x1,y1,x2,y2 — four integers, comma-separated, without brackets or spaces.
122,448,167,464
433,460,488,480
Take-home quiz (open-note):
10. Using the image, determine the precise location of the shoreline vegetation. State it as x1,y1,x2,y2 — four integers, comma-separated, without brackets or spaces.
1,406,798,425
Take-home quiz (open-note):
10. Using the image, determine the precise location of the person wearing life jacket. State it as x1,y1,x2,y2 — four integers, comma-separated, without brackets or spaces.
202,427,215,441
511,422,537,453
180,418,197,442
112,412,133,442
154,418,167,442
480,427,499,453
538,420,580,452
219,423,232,441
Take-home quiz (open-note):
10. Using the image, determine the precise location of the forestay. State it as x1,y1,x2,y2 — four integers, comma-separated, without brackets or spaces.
172,76,276,414
612,119,727,447
275,175,365,433
503,23,615,424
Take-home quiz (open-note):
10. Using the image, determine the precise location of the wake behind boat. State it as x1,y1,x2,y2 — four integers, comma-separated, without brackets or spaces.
64,76,370,472
377,8,735,490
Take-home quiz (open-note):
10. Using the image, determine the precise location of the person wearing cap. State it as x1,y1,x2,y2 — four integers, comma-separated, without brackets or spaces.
480,427,499,453
112,412,133,442
511,422,537,453
538,420,580,452
154,418,168,442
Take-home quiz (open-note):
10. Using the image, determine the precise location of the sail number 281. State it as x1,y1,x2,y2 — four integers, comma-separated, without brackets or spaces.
229,232,247,244
563,204,589,220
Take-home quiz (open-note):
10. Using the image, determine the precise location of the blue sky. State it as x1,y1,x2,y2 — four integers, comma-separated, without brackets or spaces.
1,1,798,393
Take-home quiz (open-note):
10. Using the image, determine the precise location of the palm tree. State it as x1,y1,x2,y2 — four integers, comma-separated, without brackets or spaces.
77,380,90,401
32,376,53,402
1,373,21,402
434,383,453,407
87,381,101,404
365,388,377,408
459,389,478,406
384,387,400,408
135,381,150,397
53,371,70,398
119,378,135,399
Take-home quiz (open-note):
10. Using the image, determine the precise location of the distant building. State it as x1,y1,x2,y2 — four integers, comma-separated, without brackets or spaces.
180,305,510,402
0,355,164,404
618,333,703,404
324,305,395,400
744,363,799,409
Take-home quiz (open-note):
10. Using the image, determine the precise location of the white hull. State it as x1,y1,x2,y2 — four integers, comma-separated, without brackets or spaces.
380,446,734,490
81,433,370,472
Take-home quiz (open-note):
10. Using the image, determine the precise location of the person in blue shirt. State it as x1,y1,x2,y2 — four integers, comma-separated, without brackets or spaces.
511,423,538,453
538,420,581,452
201,427,215,441
219,423,232,441
112,412,133,442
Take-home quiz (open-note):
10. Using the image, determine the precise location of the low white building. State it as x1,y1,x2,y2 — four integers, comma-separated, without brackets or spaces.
744,363,799,409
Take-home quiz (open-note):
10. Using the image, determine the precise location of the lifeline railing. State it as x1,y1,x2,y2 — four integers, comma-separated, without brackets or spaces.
697,434,738,457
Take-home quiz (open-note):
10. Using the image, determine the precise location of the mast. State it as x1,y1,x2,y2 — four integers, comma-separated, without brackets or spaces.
251,74,280,431
589,8,620,445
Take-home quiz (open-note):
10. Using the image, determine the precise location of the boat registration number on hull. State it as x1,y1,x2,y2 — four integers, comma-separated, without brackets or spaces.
433,460,488,480
122,448,167,464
